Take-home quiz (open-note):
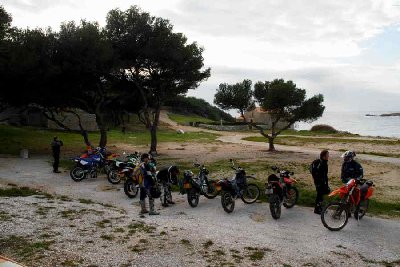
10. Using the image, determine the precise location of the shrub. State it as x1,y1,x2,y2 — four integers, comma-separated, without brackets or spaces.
310,124,338,133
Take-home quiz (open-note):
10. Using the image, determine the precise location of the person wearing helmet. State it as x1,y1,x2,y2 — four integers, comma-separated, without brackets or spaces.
139,153,159,215
311,150,330,214
156,165,180,207
341,151,363,184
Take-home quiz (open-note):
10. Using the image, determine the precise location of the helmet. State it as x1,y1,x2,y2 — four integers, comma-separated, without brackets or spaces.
183,170,193,178
341,151,356,161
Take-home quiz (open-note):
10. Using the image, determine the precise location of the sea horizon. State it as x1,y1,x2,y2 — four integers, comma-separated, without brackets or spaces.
296,111,400,138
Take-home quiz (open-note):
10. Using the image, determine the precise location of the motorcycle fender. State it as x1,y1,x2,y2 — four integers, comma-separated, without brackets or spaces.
328,188,341,197
365,187,374,199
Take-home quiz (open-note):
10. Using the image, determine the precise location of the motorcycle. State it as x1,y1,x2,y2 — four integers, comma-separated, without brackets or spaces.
179,164,219,207
217,159,260,213
321,178,374,231
70,153,103,182
265,166,299,219
107,152,141,184
123,154,155,198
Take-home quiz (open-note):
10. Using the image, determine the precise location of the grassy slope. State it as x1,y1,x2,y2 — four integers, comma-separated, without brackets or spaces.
0,125,219,155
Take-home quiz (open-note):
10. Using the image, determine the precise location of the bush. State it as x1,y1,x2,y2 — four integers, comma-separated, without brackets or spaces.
310,124,338,133
165,96,234,122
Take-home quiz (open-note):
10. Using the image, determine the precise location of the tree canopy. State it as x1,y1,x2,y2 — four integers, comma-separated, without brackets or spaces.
253,79,325,150
214,79,254,122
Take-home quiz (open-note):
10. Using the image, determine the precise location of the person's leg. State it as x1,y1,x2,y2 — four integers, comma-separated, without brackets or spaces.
139,187,148,214
166,185,174,204
53,153,60,172
147,188,159,215
314,187,323,214
161,183,168,207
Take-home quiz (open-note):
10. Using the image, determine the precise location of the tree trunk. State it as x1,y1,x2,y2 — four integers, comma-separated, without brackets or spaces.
267,136,275,151
95,113,107,148
150,125,157,156
240,110,247,123
149,107,161,156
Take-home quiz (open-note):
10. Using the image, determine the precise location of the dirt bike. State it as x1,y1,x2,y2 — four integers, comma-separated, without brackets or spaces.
321,178,375,231
70,153,103,182
124,158,156,199
179,164,219,207
216,159,260,213
265,166,299,219
107,152,141,184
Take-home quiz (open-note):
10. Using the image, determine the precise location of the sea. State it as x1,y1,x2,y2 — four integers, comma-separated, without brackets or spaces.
295,111,400,138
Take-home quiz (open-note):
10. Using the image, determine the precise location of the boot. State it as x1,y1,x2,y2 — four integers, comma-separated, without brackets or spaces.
139,200,149,214
149,199,160,215
314,203,322,215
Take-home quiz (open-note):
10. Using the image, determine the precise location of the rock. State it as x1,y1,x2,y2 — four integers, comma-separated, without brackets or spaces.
177,129,185,134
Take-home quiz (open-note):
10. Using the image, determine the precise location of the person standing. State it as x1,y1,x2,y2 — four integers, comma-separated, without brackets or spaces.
156,165,180,207
139,153,159,215
51,136,63,173
340,151,363,184
310,150,330,214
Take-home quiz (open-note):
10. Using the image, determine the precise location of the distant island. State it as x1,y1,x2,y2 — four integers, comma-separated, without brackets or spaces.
365,113,400,117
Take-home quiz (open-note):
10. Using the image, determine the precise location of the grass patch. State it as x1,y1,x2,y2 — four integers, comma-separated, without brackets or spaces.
79,198,95,204
127,222,156,234
96,219,112,228
203,240,214,249
168,113,215,124
0,211,12,221
0,187,40,197
100,234,114,241
180,239,191,245
243,135,400,147
0,235,54,260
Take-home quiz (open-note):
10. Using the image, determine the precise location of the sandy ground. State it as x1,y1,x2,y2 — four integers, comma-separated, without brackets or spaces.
0,157,400,267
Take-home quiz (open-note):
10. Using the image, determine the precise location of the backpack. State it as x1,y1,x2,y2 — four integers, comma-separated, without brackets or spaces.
309,159,321,177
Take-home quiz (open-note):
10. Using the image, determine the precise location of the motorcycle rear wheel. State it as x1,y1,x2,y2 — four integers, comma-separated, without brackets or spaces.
321,202,349,231
283,187,299,208
187,188,200,207
107,170,121,184
70,167,85,182
241,183,260,204
221,191,235,213
124,179,138,198
269,194,281,219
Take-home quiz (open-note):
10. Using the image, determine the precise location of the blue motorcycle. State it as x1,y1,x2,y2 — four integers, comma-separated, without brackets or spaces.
70,154,103,182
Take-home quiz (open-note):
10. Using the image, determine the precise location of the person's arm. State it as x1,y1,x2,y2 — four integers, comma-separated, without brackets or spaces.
356,162,363,179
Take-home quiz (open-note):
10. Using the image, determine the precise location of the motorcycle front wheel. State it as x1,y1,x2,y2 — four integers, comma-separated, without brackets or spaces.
70,167,85,182
269,194,281,219
283,187,299,208
124,179,138,198
221,191,235,213
241,183,260,204
107,170,121,184
187,188,200,207
321,202,349,231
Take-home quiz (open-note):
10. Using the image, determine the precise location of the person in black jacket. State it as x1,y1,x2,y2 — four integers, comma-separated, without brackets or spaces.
311,150,330,214
341,151,363,183
156,165,180,207
51,136,63,173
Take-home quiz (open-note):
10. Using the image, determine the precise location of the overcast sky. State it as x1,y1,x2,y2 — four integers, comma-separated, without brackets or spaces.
3,0,400,113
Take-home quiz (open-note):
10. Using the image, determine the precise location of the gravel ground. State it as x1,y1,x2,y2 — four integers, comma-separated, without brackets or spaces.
0,157,400,267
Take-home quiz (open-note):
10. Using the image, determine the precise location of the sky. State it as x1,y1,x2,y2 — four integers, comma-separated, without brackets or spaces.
3,0,400,114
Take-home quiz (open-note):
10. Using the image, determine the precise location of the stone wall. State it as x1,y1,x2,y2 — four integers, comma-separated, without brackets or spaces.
47,112,98,131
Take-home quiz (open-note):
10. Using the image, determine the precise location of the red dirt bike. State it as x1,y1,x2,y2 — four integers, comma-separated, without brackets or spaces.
321,178,375,231
265,166,299,219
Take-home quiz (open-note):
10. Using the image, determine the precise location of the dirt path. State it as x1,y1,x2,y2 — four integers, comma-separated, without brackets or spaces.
1,157,399,266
